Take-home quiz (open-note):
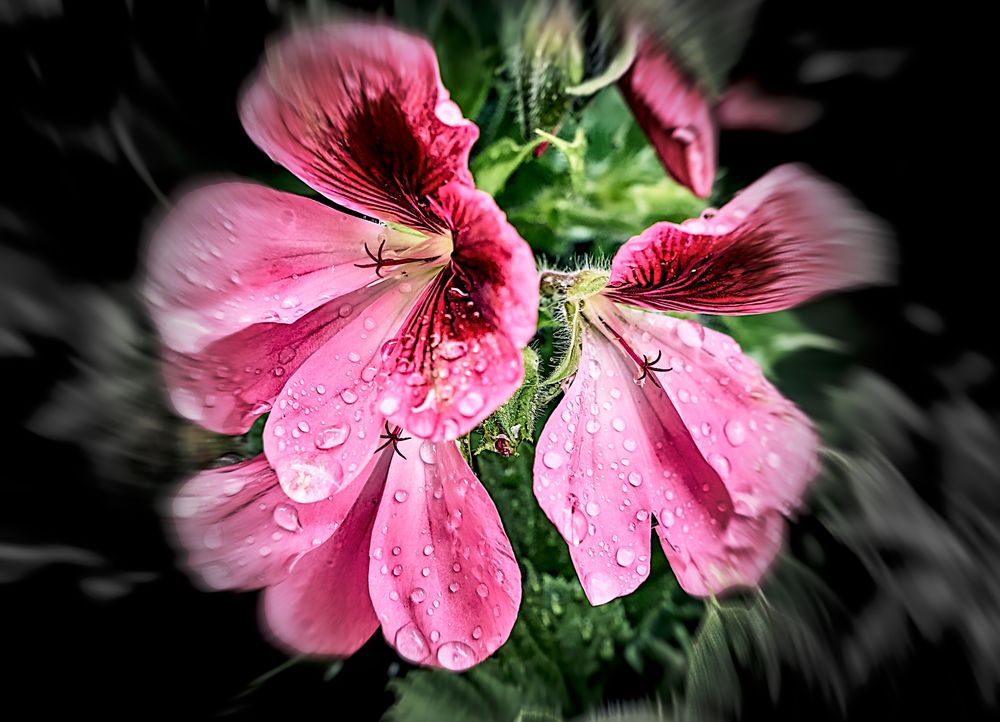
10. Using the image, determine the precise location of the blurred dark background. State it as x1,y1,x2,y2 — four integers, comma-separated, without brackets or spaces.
0,1,993,719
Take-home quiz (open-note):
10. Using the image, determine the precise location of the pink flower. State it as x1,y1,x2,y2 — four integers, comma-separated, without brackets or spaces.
145,22,534,667
172,438,520,670
533,164,891,602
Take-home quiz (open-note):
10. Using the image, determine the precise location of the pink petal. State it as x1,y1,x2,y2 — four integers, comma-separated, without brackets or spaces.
163,283,386,435
144,182,434,355
170,455,348,591
262,276,430,503
534,309,797,600
260,451,392,656
595,297,820,524
239,22,478,232
606,164,893,315
715,79,822,134
619,35,717,198
376,184,538,441
368,441,521,670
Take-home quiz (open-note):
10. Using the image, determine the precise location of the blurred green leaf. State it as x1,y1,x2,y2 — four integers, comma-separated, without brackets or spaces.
476,347,541,457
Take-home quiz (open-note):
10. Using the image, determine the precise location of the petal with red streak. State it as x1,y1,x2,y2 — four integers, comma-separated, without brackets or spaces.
260,451,392,656
170,455,349,591
619,35,717,198
369,441,521,670
376,185,537,441
262,274,430,503
606,164,893,315
239,22,477,232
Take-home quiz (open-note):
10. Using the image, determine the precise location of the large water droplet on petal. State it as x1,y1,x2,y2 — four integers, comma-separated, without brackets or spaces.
436,641,477,671
457,391,485,417
315,423,350,450
394,623,429,663
419,441,437,465
616,547,636,567
542,451,564,469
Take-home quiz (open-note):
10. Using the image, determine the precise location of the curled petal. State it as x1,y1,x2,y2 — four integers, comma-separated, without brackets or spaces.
606,164,893,315
376,185,537,441
170,455,347,591
619,35,716,198
240,22,477,232
534,313,794,600
369,441,521,670
144,181,422,355
260,451,392,656
262,276,430,503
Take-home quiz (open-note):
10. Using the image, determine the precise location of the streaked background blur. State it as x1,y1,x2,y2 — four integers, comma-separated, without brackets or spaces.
1,1,993,719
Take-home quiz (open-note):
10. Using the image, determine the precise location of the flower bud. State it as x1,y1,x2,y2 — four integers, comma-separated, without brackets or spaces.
509,0,585,141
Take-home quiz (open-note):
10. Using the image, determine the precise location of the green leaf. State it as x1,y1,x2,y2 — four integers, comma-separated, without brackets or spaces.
473,136,544,197
535,128,586,193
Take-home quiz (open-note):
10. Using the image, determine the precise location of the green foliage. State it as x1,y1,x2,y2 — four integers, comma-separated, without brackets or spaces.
475,347,541,458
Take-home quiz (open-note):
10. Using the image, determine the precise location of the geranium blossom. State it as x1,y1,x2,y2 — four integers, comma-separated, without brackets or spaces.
145,21,535,667
533,164,891,602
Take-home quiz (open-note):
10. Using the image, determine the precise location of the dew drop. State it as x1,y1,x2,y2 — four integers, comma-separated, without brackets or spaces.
611,417,626,432
476,583,489,598
676,320,705,348
419,442,437,465
272,505,301,532
394,490,409,503
315,423,350,449
616,547,636,566
457,391,485,417
436,641,477,671
542,451,564,469
410,587,426,603
627,471,643,487
394,623,429,663
724,420,747,446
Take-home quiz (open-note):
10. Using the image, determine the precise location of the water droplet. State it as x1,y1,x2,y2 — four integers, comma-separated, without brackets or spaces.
315,423,350,449
410,587,426,603
440,340,468,360
708,453,731,479
677,320,705,348
570,507,588,545
419,442,437,465
448,581,460,593
472,626,483,640
258,546,272,557
297,421,310,433
616,547,636,566
586,419,601,434
612,417,626,432
623,438,637,452
340,389,358,404
348,351,361,363
423,544,434,556
766,451,782,469
542,451,563,469
392,565,403,576
394,490,409,503
457,391,485,417
627,471,643,487
476,583,489,598
436,641,476,671
724,420,747,446
394,623,429,663
338,303,353,317
272,505,301,532
585,501,600,517
660,509,675,528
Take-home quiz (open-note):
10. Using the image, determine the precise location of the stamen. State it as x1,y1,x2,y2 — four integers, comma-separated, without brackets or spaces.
375,421,411,459
596,317,672,389
355,238,441,278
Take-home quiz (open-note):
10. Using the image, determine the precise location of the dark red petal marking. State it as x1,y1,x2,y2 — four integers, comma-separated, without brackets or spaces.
605,164,893,315
240,22,478,232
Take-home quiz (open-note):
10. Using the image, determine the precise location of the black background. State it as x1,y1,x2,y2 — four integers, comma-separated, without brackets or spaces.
0,1,992,719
